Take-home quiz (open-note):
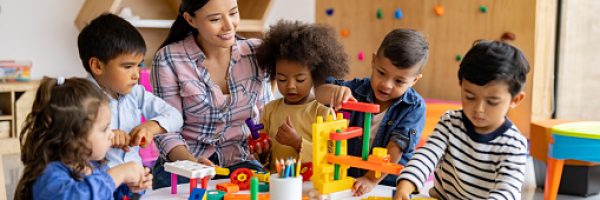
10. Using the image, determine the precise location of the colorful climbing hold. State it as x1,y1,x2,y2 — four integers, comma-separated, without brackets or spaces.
456,54,463,62
358,51,365,61
394,8,403,19
501,32,516,41
326,8,334,16
376,8,383,19
434,6,444,16
340,28,350,38
479,5,488,13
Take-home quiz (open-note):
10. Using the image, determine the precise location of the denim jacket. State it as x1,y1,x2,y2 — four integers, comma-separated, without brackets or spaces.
326,77,426,186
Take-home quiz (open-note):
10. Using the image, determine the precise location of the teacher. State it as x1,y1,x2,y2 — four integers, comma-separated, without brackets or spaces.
151,0,273,189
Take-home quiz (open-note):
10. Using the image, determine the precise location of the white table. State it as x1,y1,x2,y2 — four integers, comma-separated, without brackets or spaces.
142,178,396,200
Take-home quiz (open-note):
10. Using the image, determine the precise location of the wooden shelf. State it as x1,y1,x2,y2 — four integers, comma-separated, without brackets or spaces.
0,116,11,121
0,81,39,92
0,138,20,155
126,19,173,29
127,19,265,32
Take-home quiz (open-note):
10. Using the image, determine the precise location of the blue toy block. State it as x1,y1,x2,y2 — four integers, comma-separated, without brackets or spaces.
189,188,207,200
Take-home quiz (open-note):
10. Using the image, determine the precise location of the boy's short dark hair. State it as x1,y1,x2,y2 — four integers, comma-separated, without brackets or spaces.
377,29,429,72
256,20,348,85
458,40,530,96
77,13,146,73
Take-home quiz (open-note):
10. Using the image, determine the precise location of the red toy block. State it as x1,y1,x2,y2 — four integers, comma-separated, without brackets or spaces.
248,132,271,154
329,127,363,140
139,137,147,146
216,182,240,193
300,162,313,182
341,101,380,113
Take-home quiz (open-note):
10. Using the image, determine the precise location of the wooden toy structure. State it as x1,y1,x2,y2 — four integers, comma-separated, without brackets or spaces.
312,101,404,195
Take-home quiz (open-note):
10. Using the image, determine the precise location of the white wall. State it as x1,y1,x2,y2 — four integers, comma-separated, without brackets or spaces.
0,0,314,79
0,0,87,79
556,0,600,120
264,0,315,29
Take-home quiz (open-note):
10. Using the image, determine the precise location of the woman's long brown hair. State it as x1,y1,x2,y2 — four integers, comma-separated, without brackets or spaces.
14,77,108,200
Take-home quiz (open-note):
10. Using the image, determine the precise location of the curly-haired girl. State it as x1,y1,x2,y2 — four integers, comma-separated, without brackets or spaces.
255,20,349,172
15,77,151,200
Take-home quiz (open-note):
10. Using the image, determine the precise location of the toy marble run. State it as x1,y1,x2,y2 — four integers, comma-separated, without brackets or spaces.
312,100,404,195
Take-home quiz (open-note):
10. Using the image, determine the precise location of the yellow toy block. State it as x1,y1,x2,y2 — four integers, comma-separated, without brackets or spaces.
312,115,351,194
215,167,230,176
317,177,354,194
372,147,387,157
251,170,270,183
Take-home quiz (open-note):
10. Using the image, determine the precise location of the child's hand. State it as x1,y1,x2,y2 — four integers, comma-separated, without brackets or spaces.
330,86,355,110
112,129,131,152
107,161,147,187
351,176,378,196
127,167,153,193
130,121,161,148
394,180,416,200
275,116,302,151
250,138,271,155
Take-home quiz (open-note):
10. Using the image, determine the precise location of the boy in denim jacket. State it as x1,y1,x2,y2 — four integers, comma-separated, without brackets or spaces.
316,29,428,196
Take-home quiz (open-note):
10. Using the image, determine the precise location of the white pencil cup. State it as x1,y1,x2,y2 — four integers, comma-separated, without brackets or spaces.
269,174,302,200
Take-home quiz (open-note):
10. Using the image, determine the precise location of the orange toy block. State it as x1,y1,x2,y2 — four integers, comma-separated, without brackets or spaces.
341,101,380,113
325,154,403,175
216,182,240,193
224,193,269,200
367,154,391,163
329,127,362,140
224,194,310,200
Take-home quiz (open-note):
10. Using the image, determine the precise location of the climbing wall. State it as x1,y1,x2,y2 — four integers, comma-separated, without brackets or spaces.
316,0,557,137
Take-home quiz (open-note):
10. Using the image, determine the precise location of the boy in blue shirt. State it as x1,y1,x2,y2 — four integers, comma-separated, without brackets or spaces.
77,14,183,169
316,29,429,196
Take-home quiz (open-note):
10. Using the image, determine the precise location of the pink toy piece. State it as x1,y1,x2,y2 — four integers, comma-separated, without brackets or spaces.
358,51,364,61
171,173,178,194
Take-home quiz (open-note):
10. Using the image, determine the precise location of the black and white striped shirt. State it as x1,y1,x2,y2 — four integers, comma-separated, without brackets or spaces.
398,110,528,200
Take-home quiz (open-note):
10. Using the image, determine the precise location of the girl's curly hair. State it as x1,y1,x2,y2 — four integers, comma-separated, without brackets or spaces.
257,20,349,85
15,77,108,200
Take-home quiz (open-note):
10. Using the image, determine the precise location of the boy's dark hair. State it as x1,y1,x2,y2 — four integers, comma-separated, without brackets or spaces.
256,20,349,85
15,77,108,200
458,40,530,96
78,13,146,73
377,29,429,72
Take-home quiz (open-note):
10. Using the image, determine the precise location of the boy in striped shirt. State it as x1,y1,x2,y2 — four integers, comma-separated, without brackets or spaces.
395,40,530,200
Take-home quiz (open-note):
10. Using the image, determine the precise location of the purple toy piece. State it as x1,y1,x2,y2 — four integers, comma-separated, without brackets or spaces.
245,118,264,140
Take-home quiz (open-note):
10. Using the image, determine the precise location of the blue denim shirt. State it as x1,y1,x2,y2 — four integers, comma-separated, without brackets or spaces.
326,77,426,186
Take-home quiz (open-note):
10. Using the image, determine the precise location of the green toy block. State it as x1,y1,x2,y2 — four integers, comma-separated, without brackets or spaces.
259,182,269,192
206,190,225,200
